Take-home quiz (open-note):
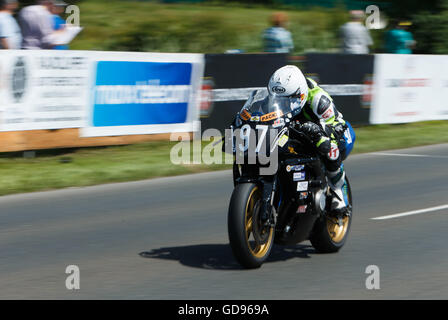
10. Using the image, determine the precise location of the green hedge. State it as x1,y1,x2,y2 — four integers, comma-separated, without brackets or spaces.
70,0,359,54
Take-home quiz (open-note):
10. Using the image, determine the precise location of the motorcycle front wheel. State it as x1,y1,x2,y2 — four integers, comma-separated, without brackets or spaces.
228,183,274,269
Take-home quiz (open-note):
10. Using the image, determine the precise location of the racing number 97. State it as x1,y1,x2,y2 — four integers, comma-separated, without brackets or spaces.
237,124,268,153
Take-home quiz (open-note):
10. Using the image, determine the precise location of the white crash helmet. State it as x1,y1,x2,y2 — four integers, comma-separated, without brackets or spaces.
267,65,309,115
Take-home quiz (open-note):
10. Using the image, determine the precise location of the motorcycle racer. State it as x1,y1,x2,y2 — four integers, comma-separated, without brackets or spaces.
267,65,355,216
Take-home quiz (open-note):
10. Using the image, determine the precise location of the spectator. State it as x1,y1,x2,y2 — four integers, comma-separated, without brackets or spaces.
385,20,416,54
0,0,22,49
50,0,68,50
19,0,66,49
263,12,294,54
339,10,373,54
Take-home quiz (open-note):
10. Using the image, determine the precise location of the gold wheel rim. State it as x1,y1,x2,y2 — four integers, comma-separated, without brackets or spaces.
326,215,350,243
244,187,274,259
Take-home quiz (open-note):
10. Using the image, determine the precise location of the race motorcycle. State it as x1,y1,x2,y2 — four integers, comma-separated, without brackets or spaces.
226,90,354,269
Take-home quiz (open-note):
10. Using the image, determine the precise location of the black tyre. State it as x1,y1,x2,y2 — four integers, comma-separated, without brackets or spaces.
228,183,274,269
310,178,353,253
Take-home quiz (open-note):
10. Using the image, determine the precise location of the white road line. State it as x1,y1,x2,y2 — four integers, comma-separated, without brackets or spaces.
371,152,448,158
371,204,448,220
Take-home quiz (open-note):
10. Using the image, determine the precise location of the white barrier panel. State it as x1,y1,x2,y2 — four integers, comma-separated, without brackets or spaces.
0,50,90,131
370,54,448,124
0,50,205,136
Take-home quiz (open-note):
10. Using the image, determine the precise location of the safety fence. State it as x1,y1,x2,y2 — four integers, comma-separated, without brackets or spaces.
0,50,446,152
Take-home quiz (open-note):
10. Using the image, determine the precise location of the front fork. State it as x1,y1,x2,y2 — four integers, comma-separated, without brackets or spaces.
232,162,278,226
260,177,277,227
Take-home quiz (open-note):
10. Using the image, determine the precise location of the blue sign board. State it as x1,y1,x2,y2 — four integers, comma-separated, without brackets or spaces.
92,61,193,127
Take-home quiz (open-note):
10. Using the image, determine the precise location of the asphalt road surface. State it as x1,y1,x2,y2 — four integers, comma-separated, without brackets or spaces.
1,144,448,299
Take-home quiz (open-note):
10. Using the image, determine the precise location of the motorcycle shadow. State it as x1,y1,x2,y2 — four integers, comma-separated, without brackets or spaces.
139,244,315,270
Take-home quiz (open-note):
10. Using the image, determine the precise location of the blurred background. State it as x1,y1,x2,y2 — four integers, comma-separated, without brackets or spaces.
1,0,448,195
11,0,447,55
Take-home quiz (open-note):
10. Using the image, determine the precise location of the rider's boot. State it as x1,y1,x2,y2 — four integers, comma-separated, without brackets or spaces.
327,166,349,217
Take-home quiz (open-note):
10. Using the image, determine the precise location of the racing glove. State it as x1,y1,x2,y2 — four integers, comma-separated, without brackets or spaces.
332,122,347,140
294,121,331,156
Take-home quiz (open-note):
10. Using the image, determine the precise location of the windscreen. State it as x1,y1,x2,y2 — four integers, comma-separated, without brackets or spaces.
240,90,300,122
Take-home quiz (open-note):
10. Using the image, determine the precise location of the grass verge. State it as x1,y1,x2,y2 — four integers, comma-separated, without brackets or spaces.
1,120,448,196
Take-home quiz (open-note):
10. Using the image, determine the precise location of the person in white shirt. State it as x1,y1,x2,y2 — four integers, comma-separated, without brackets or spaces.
339,10,373,54
0,0,22,49
19,0,65,49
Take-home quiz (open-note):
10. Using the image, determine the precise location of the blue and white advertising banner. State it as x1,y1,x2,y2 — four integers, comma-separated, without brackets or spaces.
0,50,204,135
82,52,204,137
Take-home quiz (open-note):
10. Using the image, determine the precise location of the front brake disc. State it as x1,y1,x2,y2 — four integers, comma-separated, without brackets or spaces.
252,201,270,245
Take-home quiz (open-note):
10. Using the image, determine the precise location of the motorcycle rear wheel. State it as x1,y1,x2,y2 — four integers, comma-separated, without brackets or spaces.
310,178,353,253
228,183,274,269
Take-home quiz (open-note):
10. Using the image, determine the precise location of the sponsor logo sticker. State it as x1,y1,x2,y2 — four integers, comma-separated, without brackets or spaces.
293,172,305,181
240,109,250,120
278,134,289,147
299,192,308,200
328,143,340,160
272,86,286,94
344,128,352,144
297,205,307,213
322,107,334,120
297,181,309,191
261,111,283,122
272,118,284,128
286,164,305,172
